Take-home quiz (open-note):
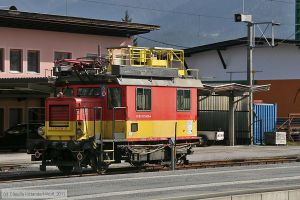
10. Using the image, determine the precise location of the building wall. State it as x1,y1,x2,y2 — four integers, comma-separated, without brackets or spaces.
255,79,300,117
186,44,300,118
0,26,133,134
0,27,132,78
186,43,300,81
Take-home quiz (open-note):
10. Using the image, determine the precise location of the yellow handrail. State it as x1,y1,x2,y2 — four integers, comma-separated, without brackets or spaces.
108,46,185,69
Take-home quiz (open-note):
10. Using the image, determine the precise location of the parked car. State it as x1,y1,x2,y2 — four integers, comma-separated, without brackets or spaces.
0,123,43,151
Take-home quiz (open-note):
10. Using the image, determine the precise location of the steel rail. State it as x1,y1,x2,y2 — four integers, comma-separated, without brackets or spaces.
0,156,299,183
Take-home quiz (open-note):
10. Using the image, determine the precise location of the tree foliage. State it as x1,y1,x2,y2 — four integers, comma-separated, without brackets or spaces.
122,10,138,46
122,10,132,23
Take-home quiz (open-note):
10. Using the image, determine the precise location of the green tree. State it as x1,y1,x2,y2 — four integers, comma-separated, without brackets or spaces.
122,10,138,46
122,10,132,23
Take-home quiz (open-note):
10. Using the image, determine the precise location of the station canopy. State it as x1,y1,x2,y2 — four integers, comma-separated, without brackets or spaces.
199,83,270,96
198,83,271,146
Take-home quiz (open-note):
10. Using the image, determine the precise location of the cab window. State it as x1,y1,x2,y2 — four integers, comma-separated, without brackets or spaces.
177,89,190,111
107,88,122,109
136,88,151,111
77,87,101,97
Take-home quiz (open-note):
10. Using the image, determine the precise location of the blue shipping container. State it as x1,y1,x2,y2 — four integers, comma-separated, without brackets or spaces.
253,103,277,145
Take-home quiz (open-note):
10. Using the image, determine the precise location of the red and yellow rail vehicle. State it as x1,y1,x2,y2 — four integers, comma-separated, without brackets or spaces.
28,47,202,173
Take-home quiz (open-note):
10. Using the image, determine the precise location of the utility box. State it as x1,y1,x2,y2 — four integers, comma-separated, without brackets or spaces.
253,103,277,145
265,132,286,145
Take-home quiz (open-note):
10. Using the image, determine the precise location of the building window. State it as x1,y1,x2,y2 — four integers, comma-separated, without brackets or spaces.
136,88,151,111
86,53,98,58
9,108,23,128
0,48,4,72
0,108,4,136
28,50,40,73
10,49,22,72
108,88,122,109
28,108,45,124
177,89,191,111
54,52,72,61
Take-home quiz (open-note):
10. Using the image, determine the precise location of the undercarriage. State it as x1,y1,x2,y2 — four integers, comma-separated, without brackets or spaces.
29,139,195,174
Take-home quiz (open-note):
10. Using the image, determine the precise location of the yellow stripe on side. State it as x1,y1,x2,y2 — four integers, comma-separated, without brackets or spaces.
44,120,125,141
126,120,197,139
44,120,196,141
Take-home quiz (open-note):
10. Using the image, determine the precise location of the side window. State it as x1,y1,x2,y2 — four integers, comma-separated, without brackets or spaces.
9,108,23,127
0,108,4,136
27,50,40,73
177,89,191,111
10,49,22,72
107,88,122,109
136,88,151,111
78,88,101,97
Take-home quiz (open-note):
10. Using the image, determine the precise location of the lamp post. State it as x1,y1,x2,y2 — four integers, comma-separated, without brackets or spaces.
234,14,279,145
235,14,254,145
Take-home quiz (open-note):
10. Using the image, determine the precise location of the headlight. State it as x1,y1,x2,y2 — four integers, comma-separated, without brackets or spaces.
37,126,45,136
76,128,83,136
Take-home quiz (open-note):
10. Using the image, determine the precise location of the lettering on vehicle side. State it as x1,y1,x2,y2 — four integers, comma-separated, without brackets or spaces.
48,127,68,130
136,114,152,118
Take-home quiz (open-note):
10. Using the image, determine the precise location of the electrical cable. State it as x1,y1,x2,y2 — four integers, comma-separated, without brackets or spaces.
77,0,233,20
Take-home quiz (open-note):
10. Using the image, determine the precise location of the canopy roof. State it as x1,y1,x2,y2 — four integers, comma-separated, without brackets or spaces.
199,83,270,96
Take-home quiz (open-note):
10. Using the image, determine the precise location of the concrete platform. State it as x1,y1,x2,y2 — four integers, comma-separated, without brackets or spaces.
0,152,31,164
188,145,300,162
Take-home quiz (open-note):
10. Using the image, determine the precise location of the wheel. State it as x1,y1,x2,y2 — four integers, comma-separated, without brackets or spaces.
96,163,109,175
91,154,109,174
57,165,74,174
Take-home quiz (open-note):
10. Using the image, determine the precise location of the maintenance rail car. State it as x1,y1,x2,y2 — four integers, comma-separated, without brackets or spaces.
27,46,203,173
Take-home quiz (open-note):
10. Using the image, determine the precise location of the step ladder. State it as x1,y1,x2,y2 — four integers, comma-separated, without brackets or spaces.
101,140,115,163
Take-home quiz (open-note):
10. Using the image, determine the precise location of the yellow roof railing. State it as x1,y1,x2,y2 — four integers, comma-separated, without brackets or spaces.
107,46,185,71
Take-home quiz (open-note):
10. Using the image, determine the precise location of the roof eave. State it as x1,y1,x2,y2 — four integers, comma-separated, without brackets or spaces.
0,9,160,37
185,37,300,55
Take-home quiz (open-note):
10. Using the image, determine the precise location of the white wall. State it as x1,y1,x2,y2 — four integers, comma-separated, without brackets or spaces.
185,43,300,81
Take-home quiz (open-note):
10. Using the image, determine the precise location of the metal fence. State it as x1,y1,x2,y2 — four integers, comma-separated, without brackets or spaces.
198,95,249,111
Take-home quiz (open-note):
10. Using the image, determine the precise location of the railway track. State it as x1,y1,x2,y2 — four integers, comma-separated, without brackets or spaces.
0,156,299,182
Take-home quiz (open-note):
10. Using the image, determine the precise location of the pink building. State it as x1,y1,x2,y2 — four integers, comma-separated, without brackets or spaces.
0,9,159,134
